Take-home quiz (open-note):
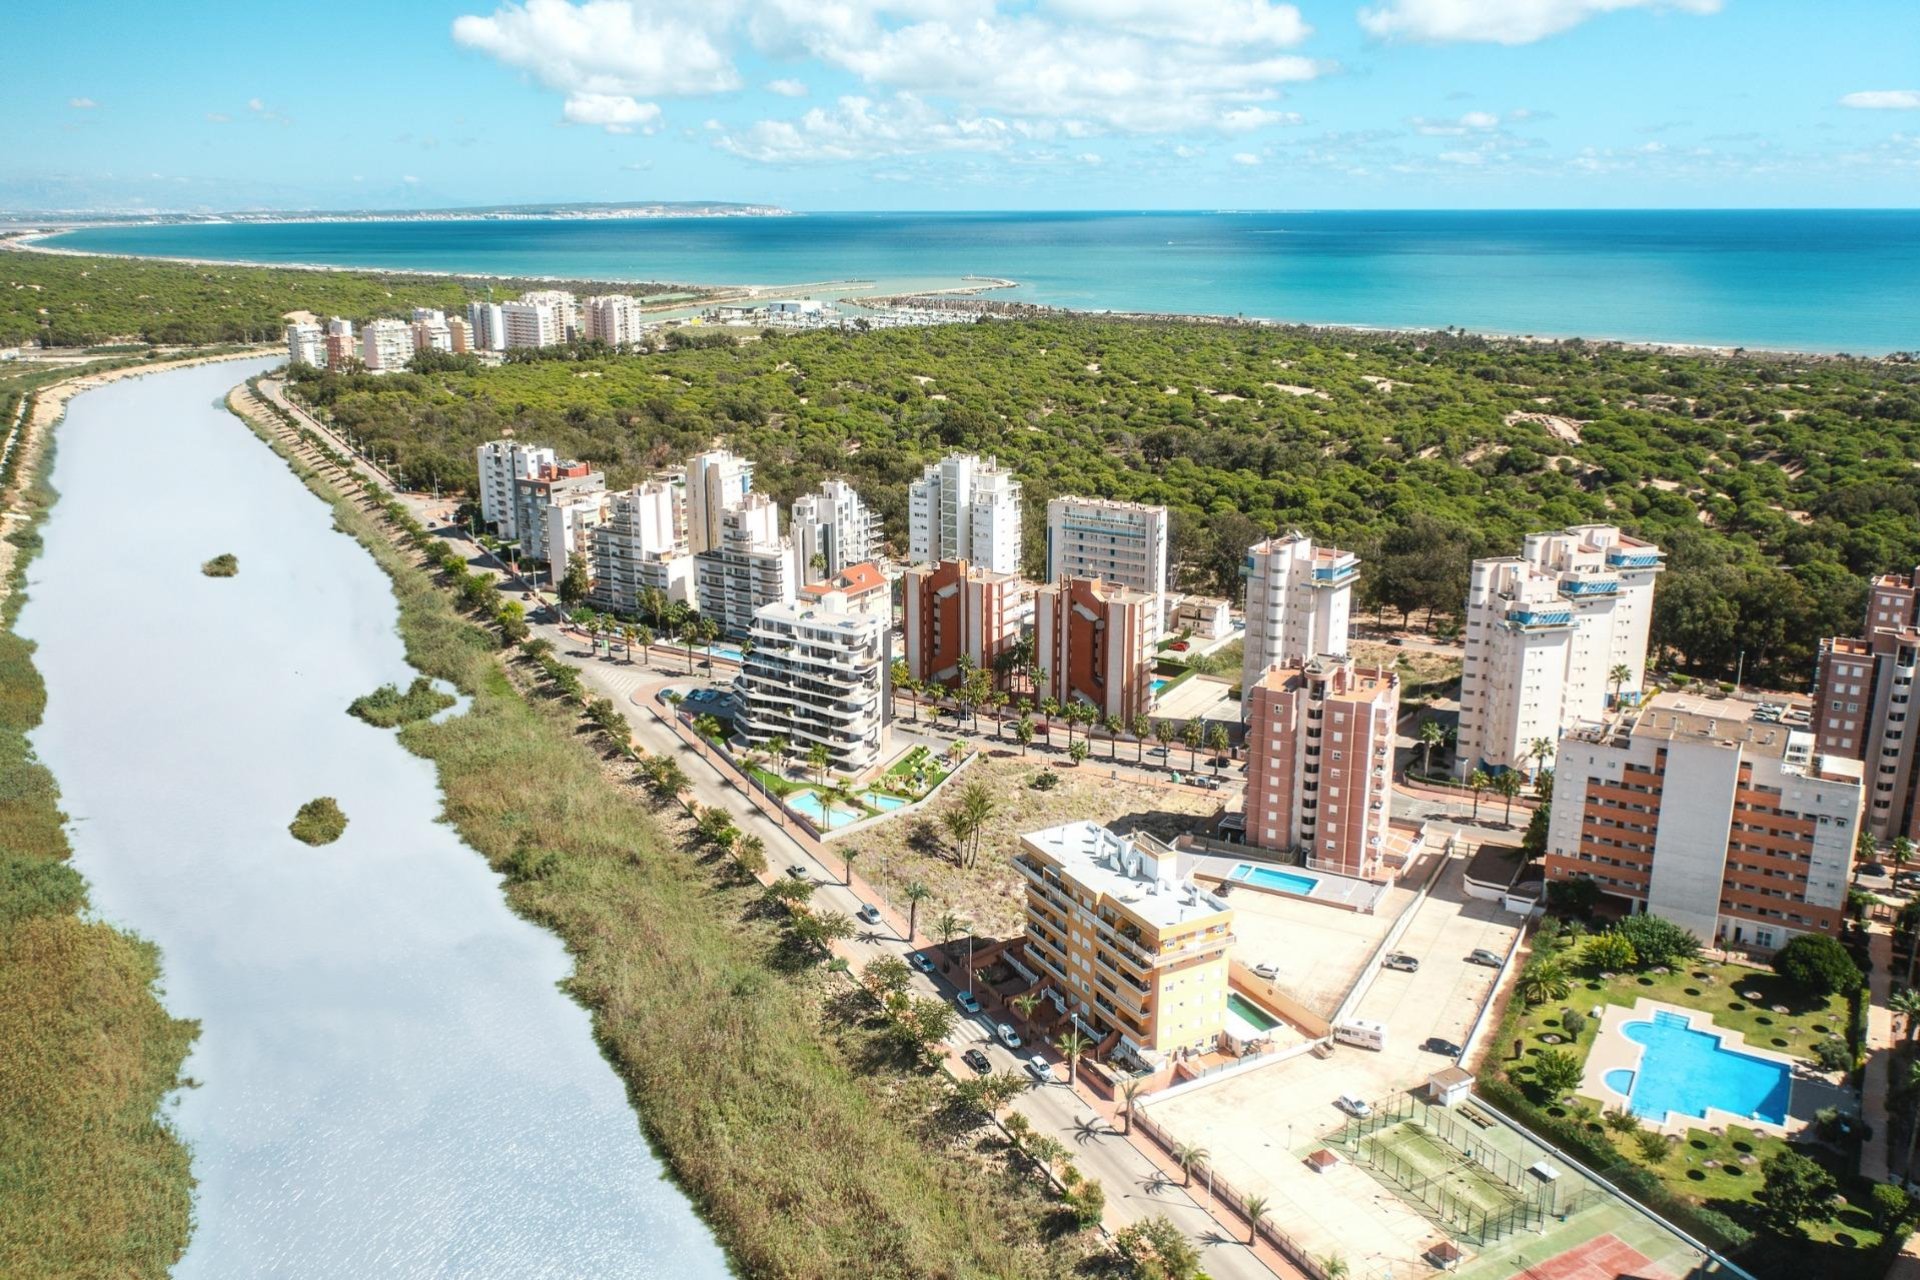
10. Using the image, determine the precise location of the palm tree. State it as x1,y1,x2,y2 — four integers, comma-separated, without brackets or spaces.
696,616,720,667
1493,769,1525,825
1517,959,1571,1006
635,624,654,665
1011,992,1041,1025
678,619,698,674
1319,1254,1349,1280
1468,768,1491,820
1417,718,1447,776
1131,714,1152,763
903,880,932,942
949,780,997,869
1895,836,1917,875
1055,1029,1092,1095
1206,723,1231,775
732,833,767,879
1105,713,1124,760
942,805,978,869
1528,736,1555,784
1181,720,1203,772
1120,1076,1145,1134
1609,662,1633,708
1893,987,1920,1043
1172,1142,1209,1187
841,844,861,888
1015,717,1035,755
808,741,830,786
1242,1194,1270,1244
933,908,963,970
1154,719,1175,768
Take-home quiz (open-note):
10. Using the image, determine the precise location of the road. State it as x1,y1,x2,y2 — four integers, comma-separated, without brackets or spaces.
248,376,1286,1278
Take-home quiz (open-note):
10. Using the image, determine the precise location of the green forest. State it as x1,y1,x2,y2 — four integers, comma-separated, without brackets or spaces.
288,317,1920,688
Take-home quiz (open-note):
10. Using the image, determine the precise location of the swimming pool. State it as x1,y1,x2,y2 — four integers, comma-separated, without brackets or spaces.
860,790,909,812
1227,992,1282,1032
1228,864,1321,898
1151,678,1170,695
785,791,862,831
1606,1010,1791,1126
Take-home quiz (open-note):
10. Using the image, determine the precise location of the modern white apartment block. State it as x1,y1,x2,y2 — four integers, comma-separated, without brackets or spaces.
543,493,606,583
512,461,605,571
410,311,452,353
475,440,557,539
686,449,754,557
466,301,507,352
518,289,581,340
1045,497,1170,633
286,321,324,367
583,294,649,347
695,491,800,637
1814,566,1920,843
360,318,415,372
591,478,695,615
501,299,564,350
734,601,891,776
1549,693,1861,947
907,453,1023,575
791,478,878,582
1240,533,1357,701
1455,525,1665,779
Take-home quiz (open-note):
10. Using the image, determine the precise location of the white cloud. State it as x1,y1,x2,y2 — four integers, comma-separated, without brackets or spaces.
1220,107,1302,132
1043,0,1310,48
767,78,809,96
403,175,420,184
1077,151,1104,165
1437,149,1484,165
1840,90,1920,110
248,97,266,112
1410,109,1501,135
562,91,663,133
1359,0,1720,46
1232,151,1262,165
452,0,741,111
716,93,1016,163
68,97,98,109
205,112,232,124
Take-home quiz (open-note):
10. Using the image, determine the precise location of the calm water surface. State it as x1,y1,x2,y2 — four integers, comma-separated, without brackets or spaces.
18,358,730,1279
47,209,1920,353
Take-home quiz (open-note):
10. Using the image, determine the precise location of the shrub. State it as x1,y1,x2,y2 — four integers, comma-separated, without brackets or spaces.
1531,1048,1583,1097
1632,1129,1671,1164
1582,931,1638,973
1870,1182,1914,1230
288,796,348,846
1756,1150,1837,1234
200,552,238,577
1814,1037,1853,1071
1031,769,1061,791
1773,933,1863,996
1614,914,1700,968
1559,1008,1587,1040
348,676,456,728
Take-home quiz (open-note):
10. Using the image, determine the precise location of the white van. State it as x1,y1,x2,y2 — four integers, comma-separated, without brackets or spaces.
1333,1019,1388,1052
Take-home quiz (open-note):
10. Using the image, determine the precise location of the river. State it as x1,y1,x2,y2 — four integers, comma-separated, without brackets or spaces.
17,357,731,1279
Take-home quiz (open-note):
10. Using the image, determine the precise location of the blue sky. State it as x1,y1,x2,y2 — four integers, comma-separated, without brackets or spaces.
6,0,1918,212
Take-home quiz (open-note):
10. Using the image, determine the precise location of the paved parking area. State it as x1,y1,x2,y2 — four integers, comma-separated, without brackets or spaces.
1224,883,1399,1017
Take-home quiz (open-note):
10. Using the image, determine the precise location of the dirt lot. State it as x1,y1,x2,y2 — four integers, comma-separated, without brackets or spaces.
840,750,1221,937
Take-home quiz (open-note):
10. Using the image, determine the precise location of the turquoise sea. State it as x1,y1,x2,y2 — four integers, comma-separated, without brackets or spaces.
45,210,1920,354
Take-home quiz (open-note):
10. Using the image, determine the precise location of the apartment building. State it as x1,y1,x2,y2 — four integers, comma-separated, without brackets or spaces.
791,478,878,581
1035,576,1155,723
323,317,355,370
583,293,649,347
901,558,1026,688
797,561,890,621
1456,525,1664,779
734,601,890,775
907,453,1023,575
591,477,694,615
409,309,452,354
466,301,506,352
502,298,565,349
475,440,557,539
519,289,581,340
1547,692,1861,948
511,460,604,570
1045,497,1170,634
1169,594,1233,642
447,316,471,353
286,321,324,367
1814,566,1920,842
360,318,414,372
694,491,800,637
686,449,754,557
1240,533,1357,700
1015,821,1235,1059
1243,657,1399,879
543,493,606,584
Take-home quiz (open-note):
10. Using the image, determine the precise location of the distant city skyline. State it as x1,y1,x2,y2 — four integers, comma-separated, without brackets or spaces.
6,0,1917,213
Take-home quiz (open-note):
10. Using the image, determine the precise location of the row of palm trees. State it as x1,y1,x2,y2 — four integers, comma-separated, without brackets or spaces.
1412,716,1542,825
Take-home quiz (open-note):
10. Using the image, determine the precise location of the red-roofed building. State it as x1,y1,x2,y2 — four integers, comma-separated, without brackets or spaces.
798,560,891,621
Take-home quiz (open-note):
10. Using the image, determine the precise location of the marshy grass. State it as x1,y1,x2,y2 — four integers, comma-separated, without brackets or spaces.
288,797,348,846
234,392,1091,1278
347,676,454,728
199,553,238,578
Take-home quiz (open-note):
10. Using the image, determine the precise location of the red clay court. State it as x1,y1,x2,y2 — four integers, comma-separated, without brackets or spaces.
1515,1233,1671,1280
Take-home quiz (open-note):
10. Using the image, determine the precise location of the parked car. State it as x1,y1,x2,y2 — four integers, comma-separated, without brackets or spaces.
1383,953,1420,973
996,1022,1022,1048
908,951,937,973
956,991,982,1014
1025,1054,1053,1081
1467,948,1504,967
962,1048,991,1074
1252,961,1280,980
785,864,810,880
856,903,883,925
1861,862,1890,878
1422,1037,1464,1057
1336,1093,1372,1118
1387,637,1406,647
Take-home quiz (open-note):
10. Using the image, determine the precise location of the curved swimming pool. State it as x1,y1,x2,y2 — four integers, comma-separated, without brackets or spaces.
1606,1010,1790,1126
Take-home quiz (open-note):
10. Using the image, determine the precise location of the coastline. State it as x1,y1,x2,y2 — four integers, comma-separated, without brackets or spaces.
5,231,1902,361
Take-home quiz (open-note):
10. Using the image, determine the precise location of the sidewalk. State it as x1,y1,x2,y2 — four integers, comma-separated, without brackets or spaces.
1863,925,1896,1182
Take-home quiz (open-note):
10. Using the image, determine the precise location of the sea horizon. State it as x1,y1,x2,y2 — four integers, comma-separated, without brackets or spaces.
37,207,1920,355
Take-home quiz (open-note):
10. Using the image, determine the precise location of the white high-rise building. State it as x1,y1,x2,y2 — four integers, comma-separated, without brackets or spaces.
410,311,452,353
286,321,324,367
361,318,415,372
591,476,694,615
907,453,1022,575
686,449,754,557
467,301,507,351
734,601,890,776
1045,496,1170,633
1455,525,1665,779
695,492,800,637
475,440,557,539
583,294,648,347
1240,533,1358,702
501,299,564,349
518,289,580,339
791,478,878,582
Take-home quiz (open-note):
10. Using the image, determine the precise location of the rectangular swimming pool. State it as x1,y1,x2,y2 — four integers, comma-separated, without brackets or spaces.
1603,1009,1791,1126
1228,864,1320,898
1226,992,1282,1032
